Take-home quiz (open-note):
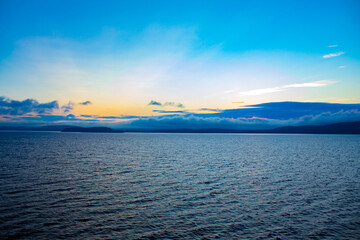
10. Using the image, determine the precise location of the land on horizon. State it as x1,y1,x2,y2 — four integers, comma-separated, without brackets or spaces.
1,120,360,134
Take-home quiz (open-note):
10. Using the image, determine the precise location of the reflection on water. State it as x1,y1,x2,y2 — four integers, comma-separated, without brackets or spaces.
0,132,359,239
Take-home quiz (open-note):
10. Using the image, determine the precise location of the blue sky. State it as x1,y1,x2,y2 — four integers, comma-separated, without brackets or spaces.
1,0,360,128
1,0,360,57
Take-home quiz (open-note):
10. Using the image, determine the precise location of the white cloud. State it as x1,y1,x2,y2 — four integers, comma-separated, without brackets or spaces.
323,52,345,58
327,45,338,48
238,80,335,96
338,65,346,69
284,81,334,88
239,87,282,96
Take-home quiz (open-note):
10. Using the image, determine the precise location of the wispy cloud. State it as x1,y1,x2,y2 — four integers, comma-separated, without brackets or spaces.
284,81,333,88
327,45,338,48
147,100,185,108
79,101,92,105
338,66,346,69
238,80,335,96
164,102,185,108
61,102,75,113
148,100,162,106
323,52,345,59
61,101,92,113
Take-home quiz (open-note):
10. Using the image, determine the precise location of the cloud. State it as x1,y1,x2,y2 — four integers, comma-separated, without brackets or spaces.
0,96,59,115
80,114,141,120
198,108,224,112
338,66,346,69
323,52,345,58
284,81,333,88
148,100,185,108
79,101,92,105
4,107,360,129
75,101,360,127
297,109,360,125
61,101,92,113
97,115,140,119
164,102,185,108
78,114,140,120
114,102,360,130
61,102,75,113
122,115,281,130
117,115,142,119
152,110,188,114
328,45,338,48
204,101,360,120
239,87,281,96
2,98,360,130
120,109,360,130
238,80,335,96
148,100,162,106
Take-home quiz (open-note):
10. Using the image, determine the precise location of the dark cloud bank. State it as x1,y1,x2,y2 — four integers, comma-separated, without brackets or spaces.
206,102,360,120
121,102,360,130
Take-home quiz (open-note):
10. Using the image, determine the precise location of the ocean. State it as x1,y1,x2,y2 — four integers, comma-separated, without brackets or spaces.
0,131,359,239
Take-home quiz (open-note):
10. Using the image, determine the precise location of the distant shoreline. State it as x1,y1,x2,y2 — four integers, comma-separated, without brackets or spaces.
1,121,360,134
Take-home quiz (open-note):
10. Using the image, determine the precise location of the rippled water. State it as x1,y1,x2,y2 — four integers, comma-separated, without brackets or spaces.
0,132,359,239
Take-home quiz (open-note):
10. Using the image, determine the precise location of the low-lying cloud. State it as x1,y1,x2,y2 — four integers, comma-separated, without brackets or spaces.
152,110,188,114
120,109,360,130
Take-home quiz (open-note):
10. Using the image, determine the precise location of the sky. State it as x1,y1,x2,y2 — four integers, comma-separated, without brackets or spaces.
1,0,360,129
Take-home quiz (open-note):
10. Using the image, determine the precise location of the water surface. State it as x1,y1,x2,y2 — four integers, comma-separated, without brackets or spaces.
0,132,359,239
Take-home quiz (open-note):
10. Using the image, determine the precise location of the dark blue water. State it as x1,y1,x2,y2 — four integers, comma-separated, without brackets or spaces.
0,132,359,239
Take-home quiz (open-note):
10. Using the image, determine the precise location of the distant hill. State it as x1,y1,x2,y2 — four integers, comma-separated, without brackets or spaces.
127,121,360,134
270,121,360,134
0,125,74,131
1,121,360,134
62,127,123,133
